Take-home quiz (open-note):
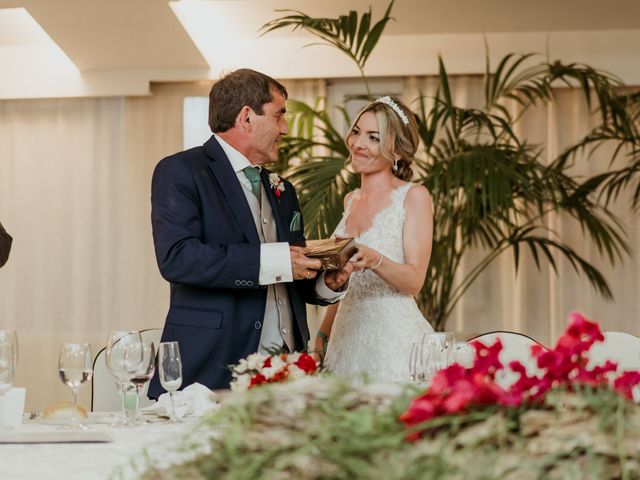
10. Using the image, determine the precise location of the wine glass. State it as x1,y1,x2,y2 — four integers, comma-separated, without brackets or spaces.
409,341,433,385
0,343,15,429
58,343,93,429
158,341,182,423
126,341,156,424
0,330,18,372
422,332,455,380
105,330,143,426
409,342,421,383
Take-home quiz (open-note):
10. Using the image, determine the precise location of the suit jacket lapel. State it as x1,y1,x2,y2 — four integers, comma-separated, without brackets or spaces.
260,169,288,242
204,137,260,243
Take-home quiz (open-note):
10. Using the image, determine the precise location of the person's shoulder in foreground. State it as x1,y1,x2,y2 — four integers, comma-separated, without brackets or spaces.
0,221,12,268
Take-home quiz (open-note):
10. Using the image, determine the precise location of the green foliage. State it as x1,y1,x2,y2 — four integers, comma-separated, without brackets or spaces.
138,377,640,479
261,1,395,95
264,1,640,331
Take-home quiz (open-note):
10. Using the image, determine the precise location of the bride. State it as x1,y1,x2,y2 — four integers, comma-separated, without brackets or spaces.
314,96,434,382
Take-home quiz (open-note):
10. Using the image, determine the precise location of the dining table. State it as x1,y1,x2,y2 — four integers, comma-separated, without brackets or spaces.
0,413,200,480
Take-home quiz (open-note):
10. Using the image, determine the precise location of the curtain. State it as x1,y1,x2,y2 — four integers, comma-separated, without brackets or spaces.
0,83,210,411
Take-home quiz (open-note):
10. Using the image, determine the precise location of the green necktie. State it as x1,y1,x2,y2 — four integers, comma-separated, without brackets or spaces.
243,166,262,204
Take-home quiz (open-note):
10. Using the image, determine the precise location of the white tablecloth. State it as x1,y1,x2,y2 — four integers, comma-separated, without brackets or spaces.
0,415,198,480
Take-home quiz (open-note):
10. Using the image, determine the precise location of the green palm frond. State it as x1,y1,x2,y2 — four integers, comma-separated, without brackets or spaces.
261,1,395,94
552,126,640,207
509,228,614,300
484,53,551,119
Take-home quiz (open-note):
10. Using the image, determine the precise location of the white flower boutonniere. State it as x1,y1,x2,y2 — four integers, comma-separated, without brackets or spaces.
269,173,285,200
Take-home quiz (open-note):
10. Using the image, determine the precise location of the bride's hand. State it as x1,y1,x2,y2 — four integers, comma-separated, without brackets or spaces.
352,244,384,271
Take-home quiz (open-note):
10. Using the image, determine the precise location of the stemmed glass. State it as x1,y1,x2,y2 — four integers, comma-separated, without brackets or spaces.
58,343,93,430
127,341,156,424
422,332,454,380
0,330,18,372
409,341,434,384
158,341,182,423
0,343,15,429
409,342,423,383
105,330,143,426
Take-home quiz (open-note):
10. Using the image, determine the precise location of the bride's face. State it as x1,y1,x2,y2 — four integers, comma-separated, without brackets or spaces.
347,111,393,174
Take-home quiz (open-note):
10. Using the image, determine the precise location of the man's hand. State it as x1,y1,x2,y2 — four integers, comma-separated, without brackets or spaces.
290,246,322,280
324,261,355,291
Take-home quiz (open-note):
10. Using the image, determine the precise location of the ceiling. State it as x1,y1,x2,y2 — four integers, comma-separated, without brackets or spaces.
1,0,639,99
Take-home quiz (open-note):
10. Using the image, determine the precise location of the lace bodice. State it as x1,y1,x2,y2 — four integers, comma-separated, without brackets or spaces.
325,183,433,383
333,183,410,300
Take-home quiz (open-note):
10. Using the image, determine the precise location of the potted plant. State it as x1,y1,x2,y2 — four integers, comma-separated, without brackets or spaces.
263,1,640,331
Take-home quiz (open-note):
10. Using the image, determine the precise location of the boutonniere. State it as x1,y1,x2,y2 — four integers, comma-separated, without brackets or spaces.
269,173,285,200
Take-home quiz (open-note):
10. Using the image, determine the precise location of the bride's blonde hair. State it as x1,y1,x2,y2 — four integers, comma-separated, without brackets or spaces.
345,97,419,181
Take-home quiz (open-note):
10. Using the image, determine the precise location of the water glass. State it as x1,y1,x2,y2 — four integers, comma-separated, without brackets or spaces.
423,332,454,367
105,330,143,426
58,343,93,429
158,341,182,423
0,343,15,429
0,330,18,372
409,341,432,384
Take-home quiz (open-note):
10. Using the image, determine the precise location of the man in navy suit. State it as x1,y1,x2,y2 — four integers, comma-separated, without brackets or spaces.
0,221,11,268
148,69,352,396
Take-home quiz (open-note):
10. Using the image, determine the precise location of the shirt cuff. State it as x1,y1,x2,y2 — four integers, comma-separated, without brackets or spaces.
315,271,348,303
259,242,292,285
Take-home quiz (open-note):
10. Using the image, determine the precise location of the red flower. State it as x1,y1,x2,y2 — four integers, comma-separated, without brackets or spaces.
613,371,640,400
508,360,546,401
295,353,318,374
269,173,285,200
270,367,289,383
399,395,438,427
399,311,639,442
470,338,503,379
249,373,267,388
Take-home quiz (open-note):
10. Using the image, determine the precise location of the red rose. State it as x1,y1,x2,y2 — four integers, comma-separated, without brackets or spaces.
295,353,318,374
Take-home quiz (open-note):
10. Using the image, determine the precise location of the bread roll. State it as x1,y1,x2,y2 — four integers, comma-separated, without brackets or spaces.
42,401,88,419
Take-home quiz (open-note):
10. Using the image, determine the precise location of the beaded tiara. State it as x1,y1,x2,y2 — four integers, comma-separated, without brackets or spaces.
374,96,409,125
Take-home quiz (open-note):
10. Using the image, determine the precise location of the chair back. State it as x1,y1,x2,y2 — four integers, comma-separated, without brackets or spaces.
467,331,547,388
588,331,640,371
91,328,163,412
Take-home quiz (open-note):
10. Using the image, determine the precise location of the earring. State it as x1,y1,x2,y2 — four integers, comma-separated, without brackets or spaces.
393,159,398,172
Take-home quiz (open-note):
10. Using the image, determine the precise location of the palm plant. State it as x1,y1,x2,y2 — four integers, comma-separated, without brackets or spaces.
263,2,640,331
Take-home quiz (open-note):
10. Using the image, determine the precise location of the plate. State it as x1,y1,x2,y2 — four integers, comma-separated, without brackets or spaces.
36,416,97,426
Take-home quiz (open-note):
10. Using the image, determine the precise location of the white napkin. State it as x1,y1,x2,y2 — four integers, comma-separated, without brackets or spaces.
143,383,219,419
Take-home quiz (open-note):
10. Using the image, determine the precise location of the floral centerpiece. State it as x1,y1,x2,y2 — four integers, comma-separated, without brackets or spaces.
140,313,640,480
400,311,640,440
229,351,318,391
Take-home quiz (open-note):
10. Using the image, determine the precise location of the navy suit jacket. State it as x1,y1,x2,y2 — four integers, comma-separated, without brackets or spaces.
148,136,323,397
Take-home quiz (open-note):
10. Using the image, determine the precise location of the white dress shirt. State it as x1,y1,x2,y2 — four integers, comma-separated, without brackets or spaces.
213,134,345,302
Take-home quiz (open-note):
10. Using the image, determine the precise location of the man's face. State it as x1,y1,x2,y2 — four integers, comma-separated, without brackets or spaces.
246,86,289,165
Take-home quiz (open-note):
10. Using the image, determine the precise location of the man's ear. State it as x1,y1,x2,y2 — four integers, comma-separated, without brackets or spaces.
236,106,253,130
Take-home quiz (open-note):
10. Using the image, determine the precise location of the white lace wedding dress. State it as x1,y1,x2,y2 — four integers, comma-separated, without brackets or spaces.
324,183,433,382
